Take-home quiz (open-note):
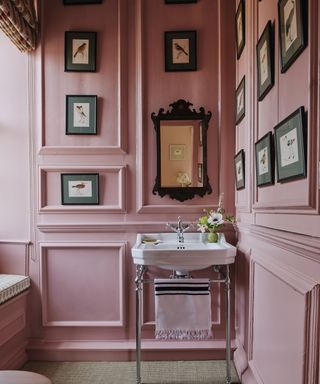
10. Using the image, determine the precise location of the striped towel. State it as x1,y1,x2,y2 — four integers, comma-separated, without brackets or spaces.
154,278,212,340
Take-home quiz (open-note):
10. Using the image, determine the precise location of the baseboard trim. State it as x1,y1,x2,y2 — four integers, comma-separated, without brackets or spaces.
27,339,237,361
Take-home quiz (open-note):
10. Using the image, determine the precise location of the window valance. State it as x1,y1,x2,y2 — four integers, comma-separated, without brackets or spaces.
0,0,37,52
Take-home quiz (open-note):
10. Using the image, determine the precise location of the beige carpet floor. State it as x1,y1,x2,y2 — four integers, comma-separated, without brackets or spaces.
22,360,240,384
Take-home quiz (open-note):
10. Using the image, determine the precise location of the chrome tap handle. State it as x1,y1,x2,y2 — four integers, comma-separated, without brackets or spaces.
166,222,177,232
181,222,194,232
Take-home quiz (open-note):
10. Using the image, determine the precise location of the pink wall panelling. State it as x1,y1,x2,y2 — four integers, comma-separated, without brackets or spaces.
41,0,127,152
39,166,126,212
40,243,125,326
0,242,30,276
136,0,235,212
142,0,220,208
252,262,306,384
0,292,29,369
0,34,30,240
27,0,238,362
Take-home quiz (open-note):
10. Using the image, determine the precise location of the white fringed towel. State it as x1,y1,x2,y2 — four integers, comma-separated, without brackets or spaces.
154,278,212,340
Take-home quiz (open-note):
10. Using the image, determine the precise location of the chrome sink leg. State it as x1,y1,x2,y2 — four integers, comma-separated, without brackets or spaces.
225,264,231,384
135,265,145,384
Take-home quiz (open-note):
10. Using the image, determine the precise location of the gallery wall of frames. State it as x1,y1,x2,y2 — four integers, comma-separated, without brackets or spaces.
234,1,320,384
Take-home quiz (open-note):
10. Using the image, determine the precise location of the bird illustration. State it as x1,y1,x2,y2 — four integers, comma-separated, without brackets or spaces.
75,105,87,123
260,150,266,165
72,182,86,190
174,42,188,58
73,42,87,59
285,0,295,42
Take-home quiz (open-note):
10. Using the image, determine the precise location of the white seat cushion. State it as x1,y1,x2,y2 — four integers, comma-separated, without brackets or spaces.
0,274,30,305
0,371,51,384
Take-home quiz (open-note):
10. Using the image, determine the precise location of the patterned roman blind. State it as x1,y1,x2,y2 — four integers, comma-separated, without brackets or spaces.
0,0,37,52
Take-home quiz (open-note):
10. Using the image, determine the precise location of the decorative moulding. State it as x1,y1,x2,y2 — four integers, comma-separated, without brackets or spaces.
38,165,126,213
249,257,319,384
36,221,237,234
39,0,128,154
135,0,220,213
39,242,126,327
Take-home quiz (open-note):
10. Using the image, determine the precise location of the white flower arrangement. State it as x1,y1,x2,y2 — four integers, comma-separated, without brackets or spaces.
197,193,235,234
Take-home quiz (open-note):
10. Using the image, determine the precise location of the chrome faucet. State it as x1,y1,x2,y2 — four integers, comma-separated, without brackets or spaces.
166,216,194,243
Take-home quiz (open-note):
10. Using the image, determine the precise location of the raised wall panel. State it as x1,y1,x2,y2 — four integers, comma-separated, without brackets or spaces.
40,243,125,327
251,262,306,383
40,0,128,154
252,0,319,214
241,234,320,384
39,166,126,213
135,0,231,214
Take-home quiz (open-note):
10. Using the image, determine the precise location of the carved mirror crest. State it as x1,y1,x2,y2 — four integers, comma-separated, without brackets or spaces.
151,99,212,202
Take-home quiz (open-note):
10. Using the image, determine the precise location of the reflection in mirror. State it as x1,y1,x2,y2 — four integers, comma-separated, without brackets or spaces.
151,99,212,202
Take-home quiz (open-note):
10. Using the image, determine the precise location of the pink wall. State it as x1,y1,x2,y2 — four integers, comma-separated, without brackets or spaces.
23,0,237,362
234,0,320,383
0,34,30,240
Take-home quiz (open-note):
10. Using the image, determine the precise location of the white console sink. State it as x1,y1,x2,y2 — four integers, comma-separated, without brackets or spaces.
131,233,236,272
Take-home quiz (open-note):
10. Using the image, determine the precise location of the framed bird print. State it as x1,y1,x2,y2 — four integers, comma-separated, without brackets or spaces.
255,131,274,187
256,20,274,101
164,30,197,71
274,106,306,182
66,95,97,135
65,31,97,72
236,0,245,59
234,149,245,190
235,76,245,124
278,0,307,73
61,173,99,205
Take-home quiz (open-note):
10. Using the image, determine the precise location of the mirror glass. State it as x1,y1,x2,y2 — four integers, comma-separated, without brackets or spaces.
151,99,212,202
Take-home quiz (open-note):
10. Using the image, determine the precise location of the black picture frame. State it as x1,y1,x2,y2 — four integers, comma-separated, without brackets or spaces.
235,76,245,124
255,132,274,187
257,20,274,101
66,95,97,135
278,0,307,73
164,30,197,72
65,31,97,72
61,173,99,205
236,0,245,59
234,149,245,190
165,0,197,3
274,106,307,182
63,0,102,4
197,163,203,184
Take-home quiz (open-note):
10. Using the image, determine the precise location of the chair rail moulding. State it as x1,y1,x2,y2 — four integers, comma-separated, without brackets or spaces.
254,213,320,239
39,242,126,327
247,224,320,261
38,0,128,155
38,165,126,213
36,221,237,234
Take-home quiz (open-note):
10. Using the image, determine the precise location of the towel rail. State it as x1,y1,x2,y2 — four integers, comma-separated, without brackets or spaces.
135,264,232,384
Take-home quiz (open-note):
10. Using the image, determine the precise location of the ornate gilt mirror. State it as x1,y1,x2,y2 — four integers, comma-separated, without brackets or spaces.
151,99,212,202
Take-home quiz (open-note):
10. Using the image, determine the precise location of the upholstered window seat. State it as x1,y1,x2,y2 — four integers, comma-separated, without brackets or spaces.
0,274,30,305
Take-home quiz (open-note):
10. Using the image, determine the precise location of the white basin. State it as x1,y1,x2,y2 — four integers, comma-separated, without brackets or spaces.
131,233,236,272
